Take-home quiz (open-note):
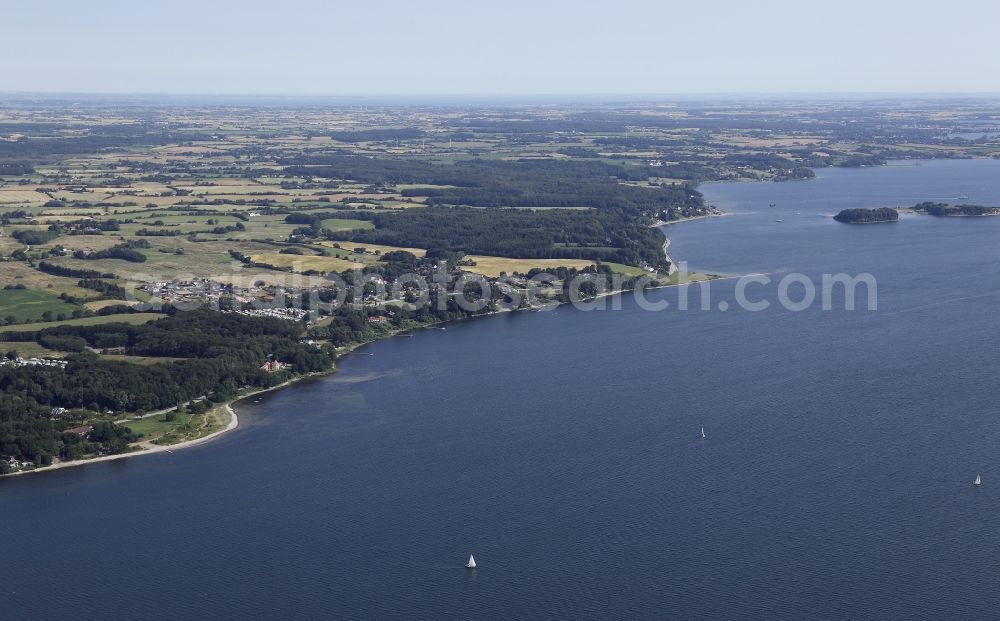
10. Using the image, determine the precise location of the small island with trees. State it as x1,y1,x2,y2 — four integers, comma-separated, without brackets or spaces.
911,202,1000,217
833,207,900,223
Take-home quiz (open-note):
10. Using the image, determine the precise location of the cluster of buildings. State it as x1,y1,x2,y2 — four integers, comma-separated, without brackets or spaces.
227,307,309,321
1,356,69,369
141,278,228,304
139,279,322,319
259,359,290,373
4,456,30,472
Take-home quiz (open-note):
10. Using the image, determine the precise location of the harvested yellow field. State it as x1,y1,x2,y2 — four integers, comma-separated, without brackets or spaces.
213,271,332,289
323,242,427,257
84,299,134,312
127,196,188,206
173,184,283,195
0,236,24,255
0,190,47,204
461,256,594,277
190,193,297,203
250,252,364,273
49,190,115,202
54,235,127,252
39,208,106,217
34,214,100,222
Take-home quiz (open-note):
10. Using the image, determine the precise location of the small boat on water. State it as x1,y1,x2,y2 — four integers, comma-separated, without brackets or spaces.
466,554,477,569
975,473,982,486
701,427,707,440
769,203,776,207
775,219,784,223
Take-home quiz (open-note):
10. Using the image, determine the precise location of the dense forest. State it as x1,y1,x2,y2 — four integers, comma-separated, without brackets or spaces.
280,156,708,268
320,206,672,269
74,241,149,263
0,310,335,464
282,155,703,215
833,208,899,223
912,202,1000,217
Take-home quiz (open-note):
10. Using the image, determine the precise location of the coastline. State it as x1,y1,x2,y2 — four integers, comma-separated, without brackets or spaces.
4,235,723,479
662,238,676,275
655,211,728,273
5,404,240,478
653,211,728,229
3,369,360,479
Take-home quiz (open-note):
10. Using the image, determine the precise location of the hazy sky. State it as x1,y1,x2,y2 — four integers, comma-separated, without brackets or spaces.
4,0,1000,95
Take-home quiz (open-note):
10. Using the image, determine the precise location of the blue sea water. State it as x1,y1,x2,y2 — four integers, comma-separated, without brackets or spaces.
2,160,1000,620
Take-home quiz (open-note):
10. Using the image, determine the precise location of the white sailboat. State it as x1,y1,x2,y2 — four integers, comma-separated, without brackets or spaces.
975,473,982,486
701,427,707,440
465,554,477,569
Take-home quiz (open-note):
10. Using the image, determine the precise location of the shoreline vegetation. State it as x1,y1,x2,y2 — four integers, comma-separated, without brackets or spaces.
0,201,724,476
3,217,722,478
4,402,240,478
20,184,999,478
910,202,1000,217
6,98,998,480
1,237,716,478
833,207,900,224
834,202,1000,225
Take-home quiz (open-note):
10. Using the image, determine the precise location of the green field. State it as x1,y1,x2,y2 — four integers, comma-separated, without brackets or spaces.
0,312,165,332
600,262,655,277
123,410,198,439
124,405,231,445
0,288,81,323
0,341,68,359
317,218,375,231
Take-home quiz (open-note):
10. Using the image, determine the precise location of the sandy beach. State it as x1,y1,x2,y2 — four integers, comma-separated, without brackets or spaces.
2,367,355,479
652,210,728,229
5,401,242,478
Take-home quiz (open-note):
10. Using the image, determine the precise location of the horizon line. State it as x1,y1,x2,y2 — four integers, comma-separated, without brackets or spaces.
5,90,1000,101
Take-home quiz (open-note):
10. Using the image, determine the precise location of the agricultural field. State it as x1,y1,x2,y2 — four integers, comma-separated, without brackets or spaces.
0,190,47,205
0,340,69,359
0,313,164,332
0,288,80,323
460,256,595,277
250,252,364,273
322,242,428,257
1,96,993,370
315,218,375,232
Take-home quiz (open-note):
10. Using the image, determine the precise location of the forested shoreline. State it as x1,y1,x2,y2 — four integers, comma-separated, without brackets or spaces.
833,207,899,223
